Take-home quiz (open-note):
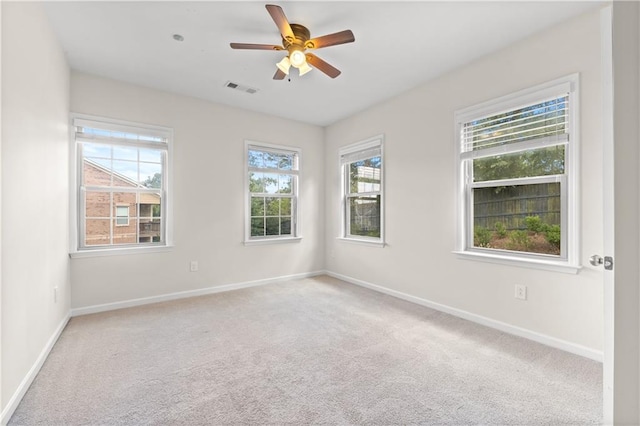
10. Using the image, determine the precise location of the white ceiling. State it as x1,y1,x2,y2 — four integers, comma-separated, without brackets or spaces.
43,1,604,127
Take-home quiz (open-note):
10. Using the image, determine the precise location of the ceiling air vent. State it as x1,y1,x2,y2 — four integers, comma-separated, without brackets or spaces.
224,81,259,95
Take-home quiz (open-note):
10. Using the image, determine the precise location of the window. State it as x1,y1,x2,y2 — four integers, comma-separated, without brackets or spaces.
72,115,171,252
115,206,129,226
455,75,579,270
339,136,384,244
246,142,300,242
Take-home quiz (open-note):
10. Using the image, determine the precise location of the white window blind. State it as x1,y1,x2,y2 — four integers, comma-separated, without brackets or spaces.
74,118,169,149
340,145,381,165
461,94,569,160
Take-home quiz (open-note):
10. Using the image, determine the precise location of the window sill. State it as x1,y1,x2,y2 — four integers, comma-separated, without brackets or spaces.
244,236,302,246
337,237,385,248
70,245,174,259
453,250,582,274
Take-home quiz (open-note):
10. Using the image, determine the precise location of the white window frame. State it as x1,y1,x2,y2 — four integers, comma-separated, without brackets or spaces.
454,75,580,273
244,140,301,245
115,205,130,226
339,135,385,247
69,114,173,258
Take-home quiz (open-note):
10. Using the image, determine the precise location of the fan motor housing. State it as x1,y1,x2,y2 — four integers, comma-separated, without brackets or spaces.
284,23,311,48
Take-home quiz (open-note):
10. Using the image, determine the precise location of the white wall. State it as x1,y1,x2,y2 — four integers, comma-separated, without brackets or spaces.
325,9,604,353
69,72,325,309
1,1,71,418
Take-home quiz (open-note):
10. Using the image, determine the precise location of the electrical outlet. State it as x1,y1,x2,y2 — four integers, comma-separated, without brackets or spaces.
54,287,58,303
514,284,527,300
190,261,199,272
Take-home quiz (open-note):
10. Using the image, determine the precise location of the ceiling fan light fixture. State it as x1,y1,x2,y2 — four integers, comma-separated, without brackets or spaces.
276,56,291,75
230,5,355,80
298,62,313,76
289,49,307,68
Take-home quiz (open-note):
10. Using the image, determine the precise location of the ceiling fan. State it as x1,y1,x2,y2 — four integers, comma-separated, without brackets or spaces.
230,4,355,80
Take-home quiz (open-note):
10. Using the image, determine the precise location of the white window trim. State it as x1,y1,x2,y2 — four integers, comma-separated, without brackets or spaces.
69,113,174,257
243,140,302,245
453,75,580,273
339,135,385,247
115,205,130,226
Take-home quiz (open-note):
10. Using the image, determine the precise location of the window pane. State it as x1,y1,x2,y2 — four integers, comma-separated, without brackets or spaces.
85,191,110,218
279,175,292,194
263,152,280,169
113,146,138,161
251,197,265,216
112,160,138,183
139,204,152,218
113,193,136,215
265,197,280,216
83,159,112,186
349,195,381,238
248,150,264,168
139,148,162,163
279,155,293,170
473,146,565,182
83,143,111,159
139,218,161,242
249,172,264,193
265,217,280,236
263,173,279,194
349,157,381,193
281,198,291,216
139,192,161,218
281,217,291,235
473,182,561,255
139,163,162,187
112,218,137,245
85,219,110,246
251,218,265,237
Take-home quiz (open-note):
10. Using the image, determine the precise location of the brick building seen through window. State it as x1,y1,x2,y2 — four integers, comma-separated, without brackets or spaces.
84,159,161,246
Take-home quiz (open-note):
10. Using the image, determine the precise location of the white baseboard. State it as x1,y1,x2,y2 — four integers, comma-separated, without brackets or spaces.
326,271,603,362
1,312,71,426
71,270,325,317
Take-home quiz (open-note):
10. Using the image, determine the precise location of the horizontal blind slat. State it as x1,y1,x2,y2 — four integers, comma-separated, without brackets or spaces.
463,111,568,139
460,134,569,160
462,94,569,153
464,95,566,130
463,122,568,151
340,147,381,164
74,118,170,141
77,136,168,151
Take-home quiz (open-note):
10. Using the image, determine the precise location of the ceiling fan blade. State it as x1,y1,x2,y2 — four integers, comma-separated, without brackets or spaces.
265,4,295,42
305,30,355,50
305,53,341,78
230,43,283,51
273,68,286,80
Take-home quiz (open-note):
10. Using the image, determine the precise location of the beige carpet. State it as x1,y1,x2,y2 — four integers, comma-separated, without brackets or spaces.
9,275,601,425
